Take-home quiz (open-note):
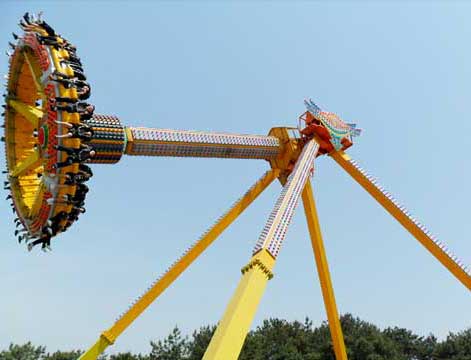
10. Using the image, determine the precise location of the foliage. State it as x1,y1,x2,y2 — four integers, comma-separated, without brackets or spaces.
2,315,470,360
432,329,471,360
43,350,83,360
150,327,189,360
0,343,45,360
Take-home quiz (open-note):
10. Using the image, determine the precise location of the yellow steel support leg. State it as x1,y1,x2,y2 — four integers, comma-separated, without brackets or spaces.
79,336,112,360
330,150,471,291
79,170,279,360
302,180,348,360
202,249,275,360
203,139,320,360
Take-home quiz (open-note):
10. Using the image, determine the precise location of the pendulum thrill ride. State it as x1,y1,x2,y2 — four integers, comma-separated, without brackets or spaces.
3,14,470,360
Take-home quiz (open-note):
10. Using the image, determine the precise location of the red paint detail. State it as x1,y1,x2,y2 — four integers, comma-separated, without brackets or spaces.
44,84,58,173
299,112,334,154
341,137,353,150
23,32,50,71
299,111,352,154
38,126,45,147
301,123,331,141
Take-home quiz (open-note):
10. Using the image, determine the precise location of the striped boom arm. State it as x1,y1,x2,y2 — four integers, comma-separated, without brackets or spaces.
124,127,281,160
253,139,320,258
86,116,282,163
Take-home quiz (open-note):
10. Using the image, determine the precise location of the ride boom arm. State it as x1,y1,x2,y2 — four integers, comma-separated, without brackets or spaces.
84,114,282,164
124,127,282,160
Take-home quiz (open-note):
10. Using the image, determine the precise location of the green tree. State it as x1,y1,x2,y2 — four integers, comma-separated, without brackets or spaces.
108,352,149,360
3,316,471,360
149,326,188,360
241,318,320,360
383,326,437,360
186,325,214,360
43,350,83,360
433,329,471,360
337,314,401,360
0,343,45,360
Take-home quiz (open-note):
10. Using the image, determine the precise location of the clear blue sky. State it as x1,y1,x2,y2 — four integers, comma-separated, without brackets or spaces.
1,1,470,355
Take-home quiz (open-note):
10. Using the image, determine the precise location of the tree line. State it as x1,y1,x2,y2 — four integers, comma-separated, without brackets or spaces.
2,314,470,360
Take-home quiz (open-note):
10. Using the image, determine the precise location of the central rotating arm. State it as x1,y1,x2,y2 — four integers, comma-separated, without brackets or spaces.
125,126,282,160
84,114,282,164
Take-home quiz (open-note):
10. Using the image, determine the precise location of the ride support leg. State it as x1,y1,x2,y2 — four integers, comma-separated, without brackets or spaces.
302,180,348,360
203,140,320,360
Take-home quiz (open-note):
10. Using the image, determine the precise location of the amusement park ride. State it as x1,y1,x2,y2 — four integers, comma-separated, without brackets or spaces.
2,13,470,360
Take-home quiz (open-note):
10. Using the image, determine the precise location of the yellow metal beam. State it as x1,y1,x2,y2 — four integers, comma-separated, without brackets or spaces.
78,169,279,360
203,140,320,360
302,180,348,360
23,51,44,96
9,149,41,177
330,150,471,291
78,336,112,360
8,99,42,128
202,249,275,360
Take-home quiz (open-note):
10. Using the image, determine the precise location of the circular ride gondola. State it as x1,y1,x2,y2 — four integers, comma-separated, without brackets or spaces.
4,13,104,251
